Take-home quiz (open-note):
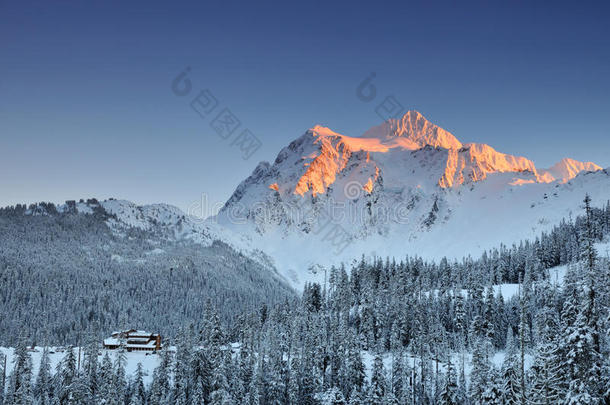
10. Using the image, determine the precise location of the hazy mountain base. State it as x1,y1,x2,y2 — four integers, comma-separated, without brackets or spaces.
0,206,295,346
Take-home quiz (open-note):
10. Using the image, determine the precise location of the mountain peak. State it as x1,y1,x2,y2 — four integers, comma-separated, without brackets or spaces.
308,125,343,138
393,110,463,150
228,112,604,212
361,110,463,150
539,157,603,183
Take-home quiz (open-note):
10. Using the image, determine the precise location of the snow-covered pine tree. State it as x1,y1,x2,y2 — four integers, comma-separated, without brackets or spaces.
390,350,405,402
82,338,99,402
6,339,34,405
469,336,491,403
562,196,605,404
517,280,530,405
34,347,52,404
97,352,117,405
114,344,128,404
246,361,263,405
368,353,386,405
483,287,496,349
318,386,347,404
344,338,365,397
287,355,301,404
56,346,78,404
501,328,521,404
347,387,364,405
480,368,503,405
130,363,146,405
529,281,564,404
209,349,233,405
455,355,468,405
191,347,213,403
439,356,458,405
149,347,172,405
266,346,287,405
173,328,193,404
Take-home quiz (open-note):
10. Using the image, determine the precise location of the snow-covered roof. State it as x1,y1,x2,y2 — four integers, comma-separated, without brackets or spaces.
125,341,157,349
110,329,158,337
103,338,120,346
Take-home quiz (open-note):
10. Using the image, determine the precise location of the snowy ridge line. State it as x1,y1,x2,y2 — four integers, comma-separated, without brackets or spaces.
11,197,289,285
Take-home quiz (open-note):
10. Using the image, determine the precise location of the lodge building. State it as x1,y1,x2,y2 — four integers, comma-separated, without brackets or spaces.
103,329,162,352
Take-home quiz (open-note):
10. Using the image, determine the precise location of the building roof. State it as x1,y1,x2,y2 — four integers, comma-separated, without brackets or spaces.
103,338,120,346
105,330,161,348
110,329,159,337
125,341,158,349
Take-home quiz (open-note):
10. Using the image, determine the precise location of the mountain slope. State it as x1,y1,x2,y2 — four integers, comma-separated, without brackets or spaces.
213,111,608,286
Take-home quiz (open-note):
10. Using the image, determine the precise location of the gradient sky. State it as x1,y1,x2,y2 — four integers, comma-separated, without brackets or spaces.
1,0,609,215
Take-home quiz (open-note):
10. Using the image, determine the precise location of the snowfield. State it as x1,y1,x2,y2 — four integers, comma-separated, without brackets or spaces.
0,347,162,386
0,345,534,388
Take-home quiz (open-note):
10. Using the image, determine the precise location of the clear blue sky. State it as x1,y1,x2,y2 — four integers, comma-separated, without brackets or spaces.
1,0,609,214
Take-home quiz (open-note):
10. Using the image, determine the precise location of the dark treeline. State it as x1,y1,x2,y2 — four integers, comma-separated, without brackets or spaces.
1,197,610,404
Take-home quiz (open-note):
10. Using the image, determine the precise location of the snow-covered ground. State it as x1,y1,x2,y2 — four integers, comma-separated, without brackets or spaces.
0,347,162,386
361,350,533,382
1,344,533,388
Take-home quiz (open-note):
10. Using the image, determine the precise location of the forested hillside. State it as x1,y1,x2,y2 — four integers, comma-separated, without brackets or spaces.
0,203,295,346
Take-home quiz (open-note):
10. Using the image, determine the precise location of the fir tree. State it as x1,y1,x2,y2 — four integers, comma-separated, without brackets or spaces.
480,368,503,405
439,357,458,405
501,329,520,404
469,336,491,403
369,354,386,405
34,347,52,405
130,363,146,405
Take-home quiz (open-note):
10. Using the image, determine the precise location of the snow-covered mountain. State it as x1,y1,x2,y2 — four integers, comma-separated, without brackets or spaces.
212,111,608,285
28,112,606,288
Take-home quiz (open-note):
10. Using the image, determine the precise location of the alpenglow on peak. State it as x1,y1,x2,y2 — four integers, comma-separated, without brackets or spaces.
361,110,463,150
